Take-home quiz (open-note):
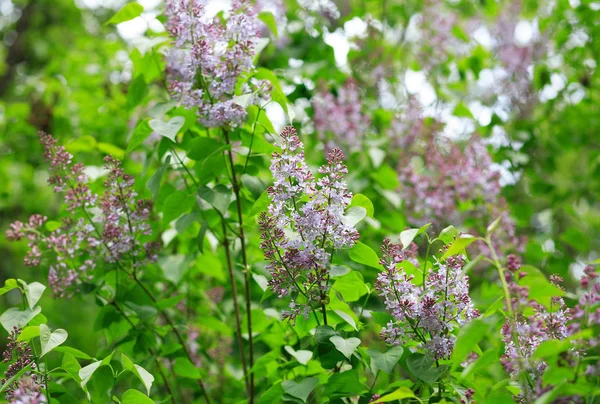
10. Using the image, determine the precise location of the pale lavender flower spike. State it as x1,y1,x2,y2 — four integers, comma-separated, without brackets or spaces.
259,126,359,323
6,133,159,298
165,0,269,127
376,239,478,360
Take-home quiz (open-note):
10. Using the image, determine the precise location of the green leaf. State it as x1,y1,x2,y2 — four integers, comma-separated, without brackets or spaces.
127,74,148,110
376,387,421,403
197,220,209,253
105,3,144,25
127,120,152,153
367,345,404,374
121,389,154,404
186,137,228,162
19,280,46,309
159,254,188,285
486,216,502,235
0,307,42,332
323,369,368,396
197,184,232,216
441,234,477,260
17,326,40,342
281,377,318,403
406,353,443,384
40,324,68,357
259,383,284,404
97,142,126,159
482,296,504,318
146,156,171,199
349,194,374,217
284,346,313,365
518,265,565,307
258,11,278,38
173,357,201,379
453,102,473,118
122,354,154,396
349,241,381,269
79,352,113,389
451,318,488,368
54,346,93,360
162,190,193,224
333,309,358,331
342,206,367,227
329,336,361,360
438,225,459,244
332,271,368,302
61,353,82,383
0,279,18,296
149,116,184,141
249,190,270,217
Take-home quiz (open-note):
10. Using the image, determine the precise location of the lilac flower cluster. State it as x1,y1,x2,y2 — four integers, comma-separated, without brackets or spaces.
100,156,154,265
398,135,524,256
1,327,45,403
312,79,370,152
492,0,546,112
501,258,600,402
165,0,268,128
259,126,359,322
375,239,478,360
6,133,159,297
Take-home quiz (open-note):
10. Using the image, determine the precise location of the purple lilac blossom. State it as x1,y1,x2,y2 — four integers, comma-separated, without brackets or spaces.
375,239,478,360
259,126,359,323
1,328,45,403
397,134,524,256
6,133,159,297
500,259,599,402
312,79,370,152
165,0,268,128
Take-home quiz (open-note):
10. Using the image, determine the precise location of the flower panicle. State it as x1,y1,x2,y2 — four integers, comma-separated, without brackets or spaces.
375,239,478,360
6,134,160,298
259,126,359,323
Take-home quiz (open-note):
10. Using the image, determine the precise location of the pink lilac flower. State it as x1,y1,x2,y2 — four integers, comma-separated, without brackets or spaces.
500,259,600,402
2,328,45,403
398,134,524,256
492,0,547,113
8,376,46,404
165,0,267,128
259,126,359,322
312,79,370,152
375,239,478,360
6,133,159,297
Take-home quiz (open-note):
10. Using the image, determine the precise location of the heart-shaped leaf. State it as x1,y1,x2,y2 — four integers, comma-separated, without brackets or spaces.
40,324,68,357
198,184,232,216
367,345,404,374
329,336,361,360
19,280,46,309
122,354,154,395
281,377,318,403
284,346,313,365
0,307,42,332
149,116,184,141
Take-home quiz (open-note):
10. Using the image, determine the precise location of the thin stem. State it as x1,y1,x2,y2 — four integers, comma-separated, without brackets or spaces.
222,128,255,401
221,219,250,394
423,239,432,284
243,107,262,174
